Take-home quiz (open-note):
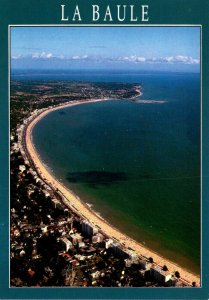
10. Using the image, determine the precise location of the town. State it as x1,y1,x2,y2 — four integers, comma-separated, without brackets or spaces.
10,80,195,287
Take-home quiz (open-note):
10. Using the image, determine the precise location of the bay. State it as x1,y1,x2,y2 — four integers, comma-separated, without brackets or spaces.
32,71,200,274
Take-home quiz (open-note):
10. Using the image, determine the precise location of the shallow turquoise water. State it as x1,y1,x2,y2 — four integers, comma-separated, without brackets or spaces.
33,72,200,273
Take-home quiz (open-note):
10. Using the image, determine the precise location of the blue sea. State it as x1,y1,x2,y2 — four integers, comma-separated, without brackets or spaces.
15,69,200,274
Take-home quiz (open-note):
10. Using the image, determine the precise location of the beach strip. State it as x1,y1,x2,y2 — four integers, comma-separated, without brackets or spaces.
25,99,200,286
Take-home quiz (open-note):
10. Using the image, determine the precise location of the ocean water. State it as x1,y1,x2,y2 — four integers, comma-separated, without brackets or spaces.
31,70,200,274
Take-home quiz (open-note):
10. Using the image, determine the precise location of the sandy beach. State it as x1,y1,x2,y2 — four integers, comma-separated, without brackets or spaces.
25,99,200,286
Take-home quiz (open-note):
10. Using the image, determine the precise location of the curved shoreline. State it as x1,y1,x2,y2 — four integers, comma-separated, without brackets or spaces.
24,99,200,286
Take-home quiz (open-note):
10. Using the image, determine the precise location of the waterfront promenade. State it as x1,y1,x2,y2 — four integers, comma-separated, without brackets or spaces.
25,100,200,286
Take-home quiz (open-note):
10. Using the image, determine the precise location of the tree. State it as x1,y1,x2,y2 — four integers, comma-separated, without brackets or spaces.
162,265,168,271
175,271,180,278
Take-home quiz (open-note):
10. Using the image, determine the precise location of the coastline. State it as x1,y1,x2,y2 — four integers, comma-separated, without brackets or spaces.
25,99,200,286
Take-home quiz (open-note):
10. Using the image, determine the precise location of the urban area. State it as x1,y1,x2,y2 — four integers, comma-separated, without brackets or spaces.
10,80,195,287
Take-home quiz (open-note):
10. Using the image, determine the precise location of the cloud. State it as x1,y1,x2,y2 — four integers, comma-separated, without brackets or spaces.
157,55,200,64
71,55,89,60
32,52,53,59
118,55,199,65
118,55,146,63
175,55,200,64
11,52,200,65
11,55,22,60
72,55,80,60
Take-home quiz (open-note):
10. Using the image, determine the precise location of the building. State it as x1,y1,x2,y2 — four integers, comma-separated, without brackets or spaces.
92,233,104,244
127,250,138,261
19,165,26,173
105,239,113,249
70,233,83,245
91,270,100,279
52,198,63,210
165,277,178,287
110,242,129,258
61,237,73,252
41,225,48,233
138,258,152,270
81,220,98,236
78,242,85,248
150,266,172,284
124,259,132,268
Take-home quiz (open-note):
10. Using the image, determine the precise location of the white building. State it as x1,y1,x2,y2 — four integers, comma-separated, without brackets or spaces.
61,237,73,252
78,242,86,248
150,266,172,284
19,165,26,173
91,271,100,279
92,233,104,244
70,233,83,245
41,225,48,233
105,239,113,249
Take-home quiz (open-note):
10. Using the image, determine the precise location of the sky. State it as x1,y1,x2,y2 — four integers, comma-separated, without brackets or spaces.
11,26,200,72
